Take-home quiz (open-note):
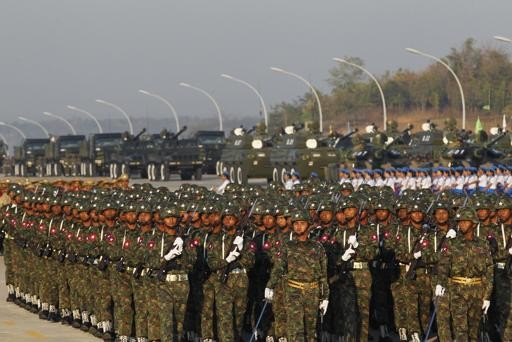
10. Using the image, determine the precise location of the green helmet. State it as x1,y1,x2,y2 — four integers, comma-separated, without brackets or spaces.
160,205,180,219
495,197,512,210
408,201,425,213
455,207,478,223
290,210,310,223
374,201,393,212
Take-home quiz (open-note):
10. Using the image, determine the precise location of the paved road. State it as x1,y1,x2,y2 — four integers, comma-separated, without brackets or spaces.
0,174,268,191
0,257,97,341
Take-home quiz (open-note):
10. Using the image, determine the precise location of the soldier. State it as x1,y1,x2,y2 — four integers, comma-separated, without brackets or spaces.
265,209,329,341
436,207,494,341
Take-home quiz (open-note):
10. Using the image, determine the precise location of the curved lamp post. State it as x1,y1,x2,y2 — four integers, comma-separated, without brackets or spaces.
95,99,134,134
67,105,103,133
18,116,50,137
43,112,77,135
138,90,180,132
179,83,223,131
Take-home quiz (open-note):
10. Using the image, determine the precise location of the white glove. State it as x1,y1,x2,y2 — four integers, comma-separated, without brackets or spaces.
341,247,356,262
319,299,329,315
446,229,456,239
225,250,240,263
172,237,184,251
508,247,512,255
233,236,244,250
482,300,490,314
435,284,445,297
164,247,181,260
264,288,274,301
347,235,358,248
413,251,422,259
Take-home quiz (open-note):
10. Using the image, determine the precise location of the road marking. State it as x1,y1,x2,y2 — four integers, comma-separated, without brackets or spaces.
25,330,47,339
1,320,15,326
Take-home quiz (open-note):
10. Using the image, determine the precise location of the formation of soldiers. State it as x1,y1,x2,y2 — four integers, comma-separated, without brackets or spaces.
1,176,511,342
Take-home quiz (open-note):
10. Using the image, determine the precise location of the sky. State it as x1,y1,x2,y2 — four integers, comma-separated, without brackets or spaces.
1,0,512,140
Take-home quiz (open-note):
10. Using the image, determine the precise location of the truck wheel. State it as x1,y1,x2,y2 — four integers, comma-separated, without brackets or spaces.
54,163,62,177
112,163,119,179
272,168,279,182
160,164,169,181
194,168,202,181
121,163,129,177
215,161,221,176
229,167,235,182
237,167,243,185
146,164,153,181
281,168,288,184
19,164,25,177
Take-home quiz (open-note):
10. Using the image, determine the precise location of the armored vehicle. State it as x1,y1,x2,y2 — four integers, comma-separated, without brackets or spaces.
146,126,205,181
12,138,50,176
0,139,7,169
220,127,273,184
193,130,225,174
109,129,149,179
79,132,123,177
43,135,86,176
269,124,344,182
404,121,445,167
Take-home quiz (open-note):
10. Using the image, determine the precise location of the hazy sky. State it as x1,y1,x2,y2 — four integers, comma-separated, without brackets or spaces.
1,0,512,135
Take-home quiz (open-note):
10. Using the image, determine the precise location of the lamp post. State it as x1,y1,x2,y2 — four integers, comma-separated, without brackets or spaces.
179,83,223,131
406,48,466,130
138,90,180,132
67,105,103,133
333,58,388,131
221,74,268,132
0,121,27,139
270,67,323,133
18,116,50,137
43,112,77,134
95,99,134,134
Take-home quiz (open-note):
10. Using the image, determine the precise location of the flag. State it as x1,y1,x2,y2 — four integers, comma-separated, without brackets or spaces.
503,114,507,130
475,117,484,132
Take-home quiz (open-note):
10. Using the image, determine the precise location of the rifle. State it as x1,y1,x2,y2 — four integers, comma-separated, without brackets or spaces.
505,236,512,276
405,223,431,280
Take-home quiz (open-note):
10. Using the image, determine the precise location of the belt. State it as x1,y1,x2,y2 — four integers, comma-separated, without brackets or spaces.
496,263,506,270
126,266,135,273
230,268,246,274
166,274,188,282
449,277,483,285
353,262,368,270
287,279,318,290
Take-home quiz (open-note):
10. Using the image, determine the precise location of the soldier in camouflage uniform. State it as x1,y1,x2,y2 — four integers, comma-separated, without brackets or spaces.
266,209,329,341
436,207,494,341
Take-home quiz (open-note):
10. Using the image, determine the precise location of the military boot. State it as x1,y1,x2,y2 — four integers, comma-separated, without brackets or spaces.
61,308,72,325
48,305,59,322
6,284,15,302
89,315,102,337
71,309,82,328
398,328,407,341
410,332,420,342
39,303,49,320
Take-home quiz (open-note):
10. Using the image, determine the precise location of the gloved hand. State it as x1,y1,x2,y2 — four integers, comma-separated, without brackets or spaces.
446,229,456,239
347,235,358,248
164,247,181,261
508,247,512,256
413,251,422,259
319,299,329,315
172,237,184,252
435,284,445,297
482,300,490,314
264,288,274,301
341,247,356,262
233,236,244,250
225,250,240,263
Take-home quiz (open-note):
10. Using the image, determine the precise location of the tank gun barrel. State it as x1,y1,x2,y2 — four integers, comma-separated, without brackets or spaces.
485,130,507,148
172,126,188,139
133,128,147,141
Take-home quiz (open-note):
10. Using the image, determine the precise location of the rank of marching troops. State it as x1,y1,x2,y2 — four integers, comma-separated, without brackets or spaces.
3,178,512,342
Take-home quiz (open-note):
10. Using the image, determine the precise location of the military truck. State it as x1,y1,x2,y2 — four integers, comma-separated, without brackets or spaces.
79,132,123,177
220,127,273,184
109,129,149,179
43,135,86,176
12,138,50,176
193,130,225,174
269,124,344,182
146,126,205,181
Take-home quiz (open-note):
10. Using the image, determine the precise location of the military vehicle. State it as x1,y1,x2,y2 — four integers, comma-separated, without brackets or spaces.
441,128,508,167
0,139,7,169
220,126,274,184
346,125,412,169
193,130,225,174
269,124,351,182
146,126,205,181
43,135,86,176
79,132,123,177
12,138,50,176
109,129,149,179
404,121,446,167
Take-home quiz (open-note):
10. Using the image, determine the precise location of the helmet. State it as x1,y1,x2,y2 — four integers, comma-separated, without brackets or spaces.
291,210,310,223
455,207,478,223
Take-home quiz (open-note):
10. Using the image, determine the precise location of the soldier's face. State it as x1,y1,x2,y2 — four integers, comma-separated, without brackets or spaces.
163,216,178,228
293,220,309,236
497,208,512,222
434,209,449,224
319,211,333,223
125,212,137,224
201,214,210,225
335,211,346,223
103,209,117,220
308,209,317,219
190,211,200,222
79,211,90,221
210,212,221,225
222,215,237,228
397,208,408,220
457,220,474,234
41,203,50,212
180,211,189,222
276,216,287,228
341,190,352,197
138,212,152,224
51,205,62,215
263,215,275,229
410,211,425,223
375,209,390,222
252,214,262,225
477,209,491,221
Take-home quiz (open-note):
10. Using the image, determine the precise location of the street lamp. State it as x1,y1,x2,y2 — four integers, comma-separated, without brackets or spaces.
18,116,50,137
0,122,27,139
406,48,466,130
333,58,388,131
221,74,268,132
67,105,103,133
43,112,77,135
95,99,134,135
179,83,223,131
494,35,512,43
270,67,323,133
138,90,180,132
